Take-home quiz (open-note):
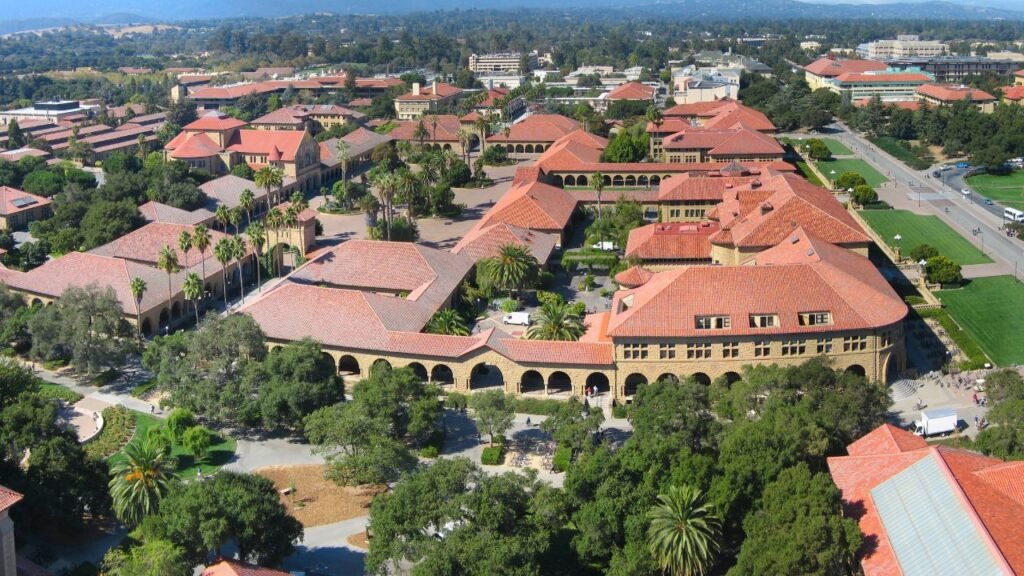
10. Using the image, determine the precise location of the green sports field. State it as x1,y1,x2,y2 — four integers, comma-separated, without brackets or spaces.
859,210,992,265
965,171,1024,211
818,158,888,188
937,275,1024,366
780,137,853,157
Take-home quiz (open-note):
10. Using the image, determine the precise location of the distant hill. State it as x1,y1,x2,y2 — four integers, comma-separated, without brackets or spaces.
0,0,1021,29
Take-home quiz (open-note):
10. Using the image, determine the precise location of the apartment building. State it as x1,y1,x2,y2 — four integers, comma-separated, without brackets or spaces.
469,52,538,74
858,36,949,60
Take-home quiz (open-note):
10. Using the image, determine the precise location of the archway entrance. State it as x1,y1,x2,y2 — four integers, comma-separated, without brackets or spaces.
723,371,742,386
547,371,572,396
586,372,610,397
624,373,648,401
371,358,392,375
338,355,360,376
657,373,679,384
408,362,428,382
141,318,153,338
845,364,866,378
470,363,503,391
691,372,711,386
431,364,455,386
521,370,545,394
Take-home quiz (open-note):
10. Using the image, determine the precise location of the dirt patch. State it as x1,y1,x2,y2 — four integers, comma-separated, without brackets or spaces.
255,464,378,527
347,530,370,550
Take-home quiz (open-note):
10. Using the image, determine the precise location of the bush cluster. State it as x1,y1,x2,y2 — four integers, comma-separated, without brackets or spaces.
481,445,504,465
552,445,572,472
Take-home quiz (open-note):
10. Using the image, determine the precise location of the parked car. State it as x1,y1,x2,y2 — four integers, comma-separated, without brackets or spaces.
955,162,970,169
502,312,531,326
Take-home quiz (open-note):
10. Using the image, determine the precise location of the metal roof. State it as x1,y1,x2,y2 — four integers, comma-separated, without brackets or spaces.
871,454,1006,576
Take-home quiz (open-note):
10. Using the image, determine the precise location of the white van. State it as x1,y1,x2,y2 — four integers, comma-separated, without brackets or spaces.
1005,207,1024,223
502,312,531,326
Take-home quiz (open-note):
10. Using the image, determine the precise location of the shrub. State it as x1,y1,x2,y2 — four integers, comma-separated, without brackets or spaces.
909,244,939,262
481,445,504,465
925,255,963,285
37,384,83,404
611,403,629,419
444,392,469,411
130,378,158,398
511,397,564,415
166,408,196,441
552,445,572,472
498,298,521,313
481,145,509,166
492,434,506,447
419,445,439,458
182,425,213,461
851,184,878,206
85,405,136,459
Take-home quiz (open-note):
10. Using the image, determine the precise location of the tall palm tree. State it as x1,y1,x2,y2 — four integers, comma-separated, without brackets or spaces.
413,120,429,149
177,230,192,270
395,140,413,165
191,224,211,283
228,207,241,236
335,140,351,186
647,485,722,576
156,245,179,326
430,113,439,142
239,189,255,225
265,208,284,277
456,128,473,166
254,165,284,207
215,204,231,233
395,168,420,220
283,206,299,258
183,272,203,324
246,222,266,292
129,277,147,340
109,439,177,527
289,190,308,212
213,238,233,308
426,308,470,336
478,244,539,298
591,171,606,218
527,300,585,341
474,114,490,154
369,170,395,241
231,236,248,304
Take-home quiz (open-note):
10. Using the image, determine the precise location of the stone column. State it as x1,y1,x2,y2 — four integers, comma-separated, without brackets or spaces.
0,512,16,576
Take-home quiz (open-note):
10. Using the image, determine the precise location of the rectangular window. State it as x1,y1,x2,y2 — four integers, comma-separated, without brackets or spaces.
881,332,892,347
754,341,772,357
799,312,833,326
623,343,649,360
669,209,681,218
749,314,778,329
817,338,833,354
781,340,806,356
722,342,740,358
843,335,868,352
686,343,712,359
659,344,676,360
695,315,731,330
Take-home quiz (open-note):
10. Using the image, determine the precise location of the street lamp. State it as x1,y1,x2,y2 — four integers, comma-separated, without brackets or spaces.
830,169,837,190
894,233,903,262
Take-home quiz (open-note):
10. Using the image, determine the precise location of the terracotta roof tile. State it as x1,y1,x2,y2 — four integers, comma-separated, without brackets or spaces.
138,201,209,226
184,112,248,132
614,265,654,288
203,559,290,576
389,115,463,142
1001,85,1024,101
477,179,577,232
0,186,51,216
804,57,888,77
452,221,558,264
226,130,308,162
166,132,222,160
607,82,656,101
834,72,931,84
487,114,582,143
662,127,784,157
625,222,717,261
0,484,23,513
846,423,928,457
916,83,996,102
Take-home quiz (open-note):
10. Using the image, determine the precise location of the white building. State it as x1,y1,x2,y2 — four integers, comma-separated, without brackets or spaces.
858,36,949,60
469,52,538,74
0,100,97,125
671,66,740,104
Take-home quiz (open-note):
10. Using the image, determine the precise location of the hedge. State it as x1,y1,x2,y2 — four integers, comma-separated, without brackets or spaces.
37,384,83,404
420,445,439,458
481,446,504,465
611,403,629,419
552,446,572,472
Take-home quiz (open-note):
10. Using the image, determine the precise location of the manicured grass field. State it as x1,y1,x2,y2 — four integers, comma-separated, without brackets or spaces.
859,210,992,265
109,413,237,479
780,137,853,156
937,275,1024,366
965,171,1024,211
796,161,824,186
818,158,888,188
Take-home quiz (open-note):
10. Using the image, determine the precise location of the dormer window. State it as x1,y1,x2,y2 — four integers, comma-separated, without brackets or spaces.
749,314,778,328
696,315,731,330
799,312,832,326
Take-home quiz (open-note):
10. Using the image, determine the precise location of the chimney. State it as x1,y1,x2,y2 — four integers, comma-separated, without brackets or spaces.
432,80,438,94
760,202,773,215
412,82,421,96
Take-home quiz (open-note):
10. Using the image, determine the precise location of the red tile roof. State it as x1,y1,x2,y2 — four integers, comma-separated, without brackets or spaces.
711,173,869,249
614,265,654,288
138,201,209,226
916,83,996,102
487,114,582,143
166,132,223,160
607,82,657,101
804,57,888,78
227,129,309,163
625,222,717,261
389,115,463,143
662,126,784,157
334,127,394,158
662,99,776,132
452,221,558,264
477,178,577,232
203,559,290,576
607,227,906,338
0,485,23,513
396,82,463,101
1001,85,1024,101
90,221,240,267
0,186,51,216
184,112,247,132
829,425,1024,576
657,171,762,202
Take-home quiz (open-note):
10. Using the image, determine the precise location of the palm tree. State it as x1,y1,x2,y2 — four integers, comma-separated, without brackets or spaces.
254,165,284,207
478,244,539,298
647,485,722,576
156,245,179,326
246,222,266,292
129,277,147,340
213,237,233,308
190,225,211,297
430,113,439,142
265,208,284,277
177,230,192,270
289,190,309,212
646,107,665,162
426,308,470,336
456,128,473,166
228,207,241,236
527,300,586,341
215,204,231,233
335,140,351,186
591,171,606,219
369,170,395,241
395,168,420,220
395,140,413,165
239,189,255,225
474,114,490,154
413,120,429,149
231,236,247,304
183,272,203,324
109,439,177,527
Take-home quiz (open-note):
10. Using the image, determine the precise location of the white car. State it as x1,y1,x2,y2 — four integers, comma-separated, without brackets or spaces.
961,188,972,196
502,312,531,326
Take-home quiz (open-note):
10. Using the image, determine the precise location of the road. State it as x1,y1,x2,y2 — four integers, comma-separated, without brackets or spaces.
825,122,1024,277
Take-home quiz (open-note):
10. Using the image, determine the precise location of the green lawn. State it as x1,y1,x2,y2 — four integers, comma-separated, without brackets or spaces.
818,158,888,188
796,161,824,186
966,171,1024,211
779,137,853,156
859,210,991,265
108,413,237,479
937,276,1024,366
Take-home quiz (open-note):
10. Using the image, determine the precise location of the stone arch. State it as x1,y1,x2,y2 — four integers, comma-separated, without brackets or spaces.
371,358,392,374
525,144,535,153
30,298,43,307
320,351,336,371
141,318,153,337
548,371,572,395
521,370,545,394
651,175,661,185
656,373,679,384
338,355,360,375
723,371,742,385
692,372,712,386
408,362,428,382
624,373,647,398
612,175,624,187
577,175,588,187
470,362,503,390
586,372,609,396
845,364,866,378
624,175,636,187
515,144,525,154
638,175,649,187
505,144,514,153
564,175,577,187
536,145,546,153
431,364,454,384
442,144,452,151
884,353,900,384
603,175,612,186
552,175,564,187
171,301,182,319
158,307,169,327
